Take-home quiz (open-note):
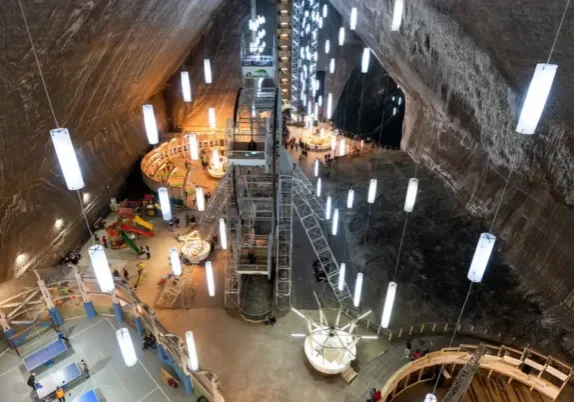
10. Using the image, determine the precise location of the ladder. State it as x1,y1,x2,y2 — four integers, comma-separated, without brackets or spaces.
443,344,487,402
155,275,193,308
198,174,231,240
292,165,326,221
275,174,293,309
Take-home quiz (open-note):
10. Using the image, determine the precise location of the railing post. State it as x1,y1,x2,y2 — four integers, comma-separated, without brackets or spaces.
34,270,63,326
409,326,413,335
111,289,124,323
432,323,436,332
420,324,425,333
72,266,97,319
0,310,14,344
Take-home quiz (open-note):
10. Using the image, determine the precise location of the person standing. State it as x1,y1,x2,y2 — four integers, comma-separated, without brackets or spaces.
145,245,151,260
168,219,174,232
55,386,66,401
101,235,108,248
80,359,90,378
122,268,130,282
404,339,413,359
27,372,36,391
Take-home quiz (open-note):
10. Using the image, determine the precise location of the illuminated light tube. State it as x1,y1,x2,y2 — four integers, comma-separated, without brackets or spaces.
206,261,215,297
424,394,438,402
393,107,397,116
188,133,199,160
381,281,397,328
142,104,159,145
361,48,371,73
170,247,182,276
203,59,212,84
318,95,323,107
158,187,173,221
314,103,319,120
347,189,355,209
323,4,328,18
404,178,419,212
89,245,115,293
467,233,496,283
331,134,337,151
212,148,221,169
181,71,192,102
516,63,558,134
185,331,199,371
338,263,346,291
353,273,363,307
219,218,227,250
314,158,319,177
319,16,323,28
338,27,345,46
327,93,333,119
339,138,346,156
325,39,330,54
368,179,377,203
350,7,358,30
398,97,403,106
325,196,332,219
116,328,137,367
316,178,322,197
332,208,339,235
50,128,85,190
329,58,335,74
196,187,205,211
208,108,216,130
391,0,404,31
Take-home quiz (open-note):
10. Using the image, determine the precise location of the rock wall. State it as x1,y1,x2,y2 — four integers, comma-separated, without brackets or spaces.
0,0,224,280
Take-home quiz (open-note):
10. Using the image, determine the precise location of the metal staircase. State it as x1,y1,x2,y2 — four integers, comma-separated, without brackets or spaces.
198,174,231,239
275,174,293,309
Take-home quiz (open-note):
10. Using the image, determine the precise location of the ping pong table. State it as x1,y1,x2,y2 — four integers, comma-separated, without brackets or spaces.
36,361,83,400
23,339,68,372
74,389,99,402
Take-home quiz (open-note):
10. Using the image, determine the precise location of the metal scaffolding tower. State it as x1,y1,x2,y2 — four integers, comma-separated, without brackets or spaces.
198,174,231,239
443,344,488,402
155,274,194,309
275,174,293,308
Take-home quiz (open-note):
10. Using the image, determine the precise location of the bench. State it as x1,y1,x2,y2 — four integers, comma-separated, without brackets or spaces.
160,369,179,389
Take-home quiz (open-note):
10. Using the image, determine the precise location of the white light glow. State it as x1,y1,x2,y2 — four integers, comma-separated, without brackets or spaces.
323,4,328,18
206,261,215,297
391,0,404,31
181,71,192,102
468,233,496,283
516,63,558,134
368,179,377,203
404,178,419,212
208,108,216,130
353,273,363,307
50,128,85,190
318,95,323,107
332,208,339,235
54,219,64,230
327,93,333,119
116,328,137,367
381,281,397,328
331,134,337,151
398,97,403,106
170,247,182,276
319,17,323,28
350,7,358,30
82,192,90,205
219,218,228,250
188,133,199,160
325,39,330,54
424,394,438,402
338,263,346,291
316,178,322,197
212,148,222,170
339,138,346,156
158,187,173,221
338,27,345,46
347,189,354,209
326,196,332,219
291,333,306,338
329,58,335,74
185,331,199,371
314,158,319,177
203,59,212,84
393,107,397,116
15,253,28,265
142,105,159,145
361,48,370,73
89,245,114,293
196,187,205,211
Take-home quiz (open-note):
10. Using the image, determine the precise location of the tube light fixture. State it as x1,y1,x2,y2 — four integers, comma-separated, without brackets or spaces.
185,331,199,371
327,93,333,119
316,178,322,197
116,328,137,367
338,27,345,46
203,59,212,84
350,7,358,30
89,245,114,293
381,281,397,328
325,39,330,54
424,394,438,402
393,107,397,116
329,58,335,74
319,17,323,28
323,4,328,18
142,105,159,145
181,71,192,102
50,128,85,190
318,95,323,107
188,133,199,160
196,187,205,211
467,233,496,283
332,208,339,235
347,189,354,209
368,179,377,203
206,261,215,297
219,218,227,250
158,187,173,221
516,63,558,134
398,97,403,106
353,273,363,307
170,247,182,276
404,178,419,212
331,134,337,151
361,48,371,73
314,158,319,177
391,0,404,31
291,333,306,338
326,196,332,219
338,263,346,291
314,103,319,120
208,108,216,130
339,137,346,156
212,148,221,170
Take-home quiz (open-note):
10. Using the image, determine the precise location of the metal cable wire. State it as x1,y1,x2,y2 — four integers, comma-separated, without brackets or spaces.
547,0,570,63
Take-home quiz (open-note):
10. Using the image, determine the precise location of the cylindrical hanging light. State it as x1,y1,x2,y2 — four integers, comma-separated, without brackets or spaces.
327,93,333,119
338,27,345,46
212,148,222,169
203,59,213,84
339,137,346,156
188,133,199,161
316,178,322,197
325,196,332,219
324,39,330,54
347,189,355,209
89,245,114,293
185,331,199,371
196,187,205,211
350,7,358,30
368,179,377,203
381,281,397,328
158,187,173,221
391,0,404,31
169,247,182,276
338,263,346,291
206,261,215,297
319,16,323,29
322,4,328,18
116,328,137,367
361,48,371,73
181,71,192,102
398,97,403,106
329,58,335,74
516,63,558,134
332,208,339,235
353,273,363,307
404,178,419,212
142,104,159,145
314,158,320,177
331,134,337,151
219,217,227,250
467,233,496,283
318,95,323,107
208,108,216,130
314,103,319,120
393,107,397,116
50,128,85,190
424,394,437,402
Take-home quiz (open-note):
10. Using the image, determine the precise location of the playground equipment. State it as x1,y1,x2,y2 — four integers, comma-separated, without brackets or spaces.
105,209,154,252
180,230,211,264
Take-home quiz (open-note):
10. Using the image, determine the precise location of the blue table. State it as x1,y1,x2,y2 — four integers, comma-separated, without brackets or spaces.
23,339,68,372
74,389,99,402
36,362,83,399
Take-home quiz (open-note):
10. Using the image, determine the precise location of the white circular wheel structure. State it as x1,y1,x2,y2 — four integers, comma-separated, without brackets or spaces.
303,326,357,375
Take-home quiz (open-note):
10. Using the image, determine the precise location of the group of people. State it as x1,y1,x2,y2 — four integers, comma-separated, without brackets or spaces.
142,332,157,351
185,213,197,228
367,388,382,402
404,339,430,361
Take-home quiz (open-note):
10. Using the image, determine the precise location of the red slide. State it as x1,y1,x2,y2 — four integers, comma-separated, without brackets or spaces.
122,225,154,237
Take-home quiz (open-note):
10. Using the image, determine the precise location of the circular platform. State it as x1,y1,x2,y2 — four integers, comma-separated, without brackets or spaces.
179,230,211,263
